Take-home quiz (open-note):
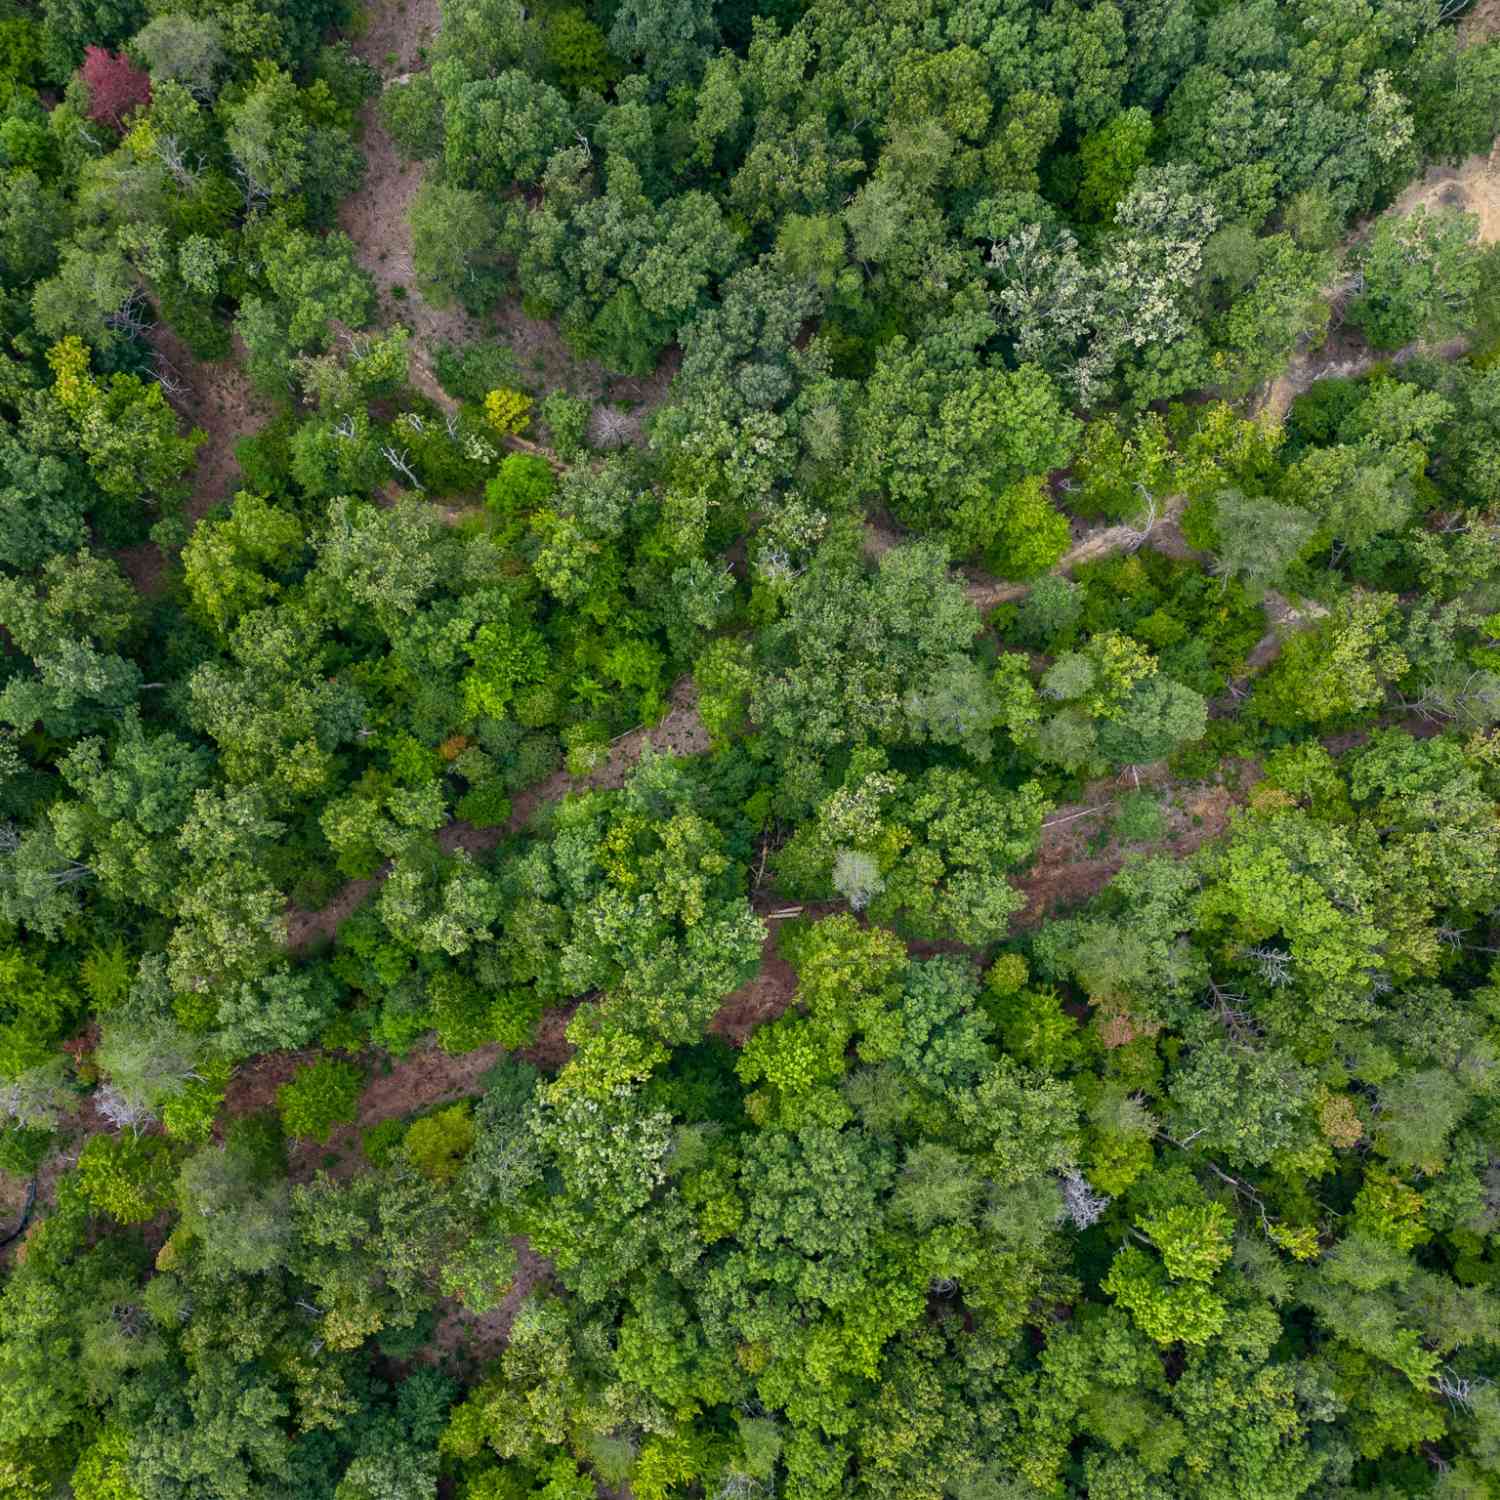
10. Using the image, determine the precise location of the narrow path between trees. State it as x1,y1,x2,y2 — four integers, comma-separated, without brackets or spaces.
1256,143,1500,420
285,676,710,953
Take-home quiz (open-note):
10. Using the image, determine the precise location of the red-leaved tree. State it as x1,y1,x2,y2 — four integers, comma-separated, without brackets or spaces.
79,47,152,129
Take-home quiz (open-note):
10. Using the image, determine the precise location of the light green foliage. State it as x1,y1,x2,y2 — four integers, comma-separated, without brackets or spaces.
752,542,983,752
76,1132,175,1224
1076,106,1153,220
854,340,1080,554
277,1057,363,1143
182,492,304,633
411,180,508,311
1253,590,1408,727
404,1102,476,1184
1348,206,1481,351
1103,1242,1227,1347
777,750,1047,944
485,453,557,517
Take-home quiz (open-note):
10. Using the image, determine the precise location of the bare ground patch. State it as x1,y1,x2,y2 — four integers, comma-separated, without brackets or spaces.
1011,771,1250,929
153,325,273,523
1243,588,1331,673
425,1237,553,1370
1461,0,1500,44
116,325,274,594
1257,145,1500,422
337,0,678,425
708,930,800,1046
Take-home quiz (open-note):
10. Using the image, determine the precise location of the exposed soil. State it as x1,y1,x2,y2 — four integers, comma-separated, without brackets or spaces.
153,325,273,523
115,324,274,594
1011,770,1249,929
1462,0,1500,42
1244,588,1331,672
337,0,473,406
337,0,676,425
356,1041,506,1126
1257,143,1500,422
0,1089,113,1267
425,1236,553,1368
708,928,800,1046
284,873,383,953
516,999,584,1072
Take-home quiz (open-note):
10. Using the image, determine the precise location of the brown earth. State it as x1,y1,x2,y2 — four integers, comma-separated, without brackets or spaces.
1461,0,1500,45
425,1236,553,1368
1257,143,1500,422
1244,588,1331,672
153,324,273,523
707,899,846,1046
337,0,672,424
116,325,274,594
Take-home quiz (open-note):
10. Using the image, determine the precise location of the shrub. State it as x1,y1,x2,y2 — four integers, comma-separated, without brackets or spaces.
456,780,513,828
277,1057,363,1143
1112,791,1167,844
79,47,151,128
362,1117,406,1167
379,72,444,159
1012,575,1083,651
483,387,533,437
485,453,557,516
540,391,590,458
159,1073,227,1144
432,341,520,401
0,1125,52,1176
75,1131,174,1223
488,987,543,1049
403,1102,476,1183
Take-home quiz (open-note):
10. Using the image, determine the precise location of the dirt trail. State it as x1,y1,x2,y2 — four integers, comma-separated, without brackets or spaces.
874,494,1196,613
1257,143,1500,422
116,326,274,593
1011,770,1249,927
336,0,665,428
286,677,710,952
336,0,475,405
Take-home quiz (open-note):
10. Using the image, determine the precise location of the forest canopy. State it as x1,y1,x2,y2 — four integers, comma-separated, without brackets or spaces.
2,0,1500,1497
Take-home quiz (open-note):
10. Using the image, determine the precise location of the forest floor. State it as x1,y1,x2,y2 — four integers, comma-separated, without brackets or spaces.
53,0,1495,1333
1257,141,1500,421
116,325,274,593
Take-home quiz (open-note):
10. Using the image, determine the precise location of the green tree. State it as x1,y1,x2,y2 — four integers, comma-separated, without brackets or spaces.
1347,206,1481,351
410,180,508,311
1253,590,1408,727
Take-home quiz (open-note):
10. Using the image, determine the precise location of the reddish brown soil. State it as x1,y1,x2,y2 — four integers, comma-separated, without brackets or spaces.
1012,773,1247,929
354,1042,506,1126
515,1000,583,1072
114,325,273,595
425,1236,553,1368
336,0,674,424
285,874,383,954
1257,142,1500,422
709,928,801,1047
151,325,272,523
